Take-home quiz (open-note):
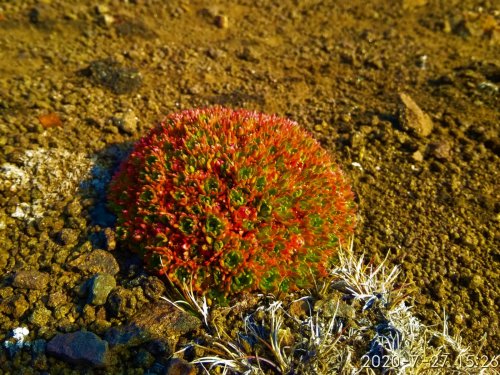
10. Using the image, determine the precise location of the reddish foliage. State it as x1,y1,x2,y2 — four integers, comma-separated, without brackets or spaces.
108,107,356,301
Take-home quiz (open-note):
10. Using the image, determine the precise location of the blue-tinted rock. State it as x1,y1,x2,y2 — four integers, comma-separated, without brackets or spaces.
46,331,109,367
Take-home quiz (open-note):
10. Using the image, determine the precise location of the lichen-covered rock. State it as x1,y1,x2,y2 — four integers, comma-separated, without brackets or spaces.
105,286,142,318
86,274,117,306
141,276,166,300
70,249,119,276
12,270,49,290
105,300,200,353
109,107,356,301
0,294,30,318
130,300,201,339
105,323,149,348
47,291,68,308
29,305,52,327
57,228,80,246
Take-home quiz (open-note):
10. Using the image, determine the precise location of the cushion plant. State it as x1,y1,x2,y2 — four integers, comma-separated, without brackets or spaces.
108,107,356,302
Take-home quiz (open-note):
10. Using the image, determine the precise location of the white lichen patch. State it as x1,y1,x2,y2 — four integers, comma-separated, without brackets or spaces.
0,148,93,223
12,327,29,345
3,326,30,355
0,163,30,193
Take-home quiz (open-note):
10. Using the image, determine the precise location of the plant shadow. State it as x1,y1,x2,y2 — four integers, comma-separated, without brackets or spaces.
77,141,147,273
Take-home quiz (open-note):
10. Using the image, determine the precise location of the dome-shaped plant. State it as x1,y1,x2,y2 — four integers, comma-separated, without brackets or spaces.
108,107,356,301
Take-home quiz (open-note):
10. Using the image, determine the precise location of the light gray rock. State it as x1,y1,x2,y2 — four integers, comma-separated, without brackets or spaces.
398,92,433,137
87,273,116,305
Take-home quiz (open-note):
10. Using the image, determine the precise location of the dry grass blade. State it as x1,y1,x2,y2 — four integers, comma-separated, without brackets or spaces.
158,240,492,375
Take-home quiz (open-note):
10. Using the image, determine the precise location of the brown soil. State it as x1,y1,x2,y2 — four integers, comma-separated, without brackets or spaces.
0,0,498,370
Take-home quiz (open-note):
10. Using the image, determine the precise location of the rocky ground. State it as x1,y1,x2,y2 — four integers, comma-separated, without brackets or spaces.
0,0,498,373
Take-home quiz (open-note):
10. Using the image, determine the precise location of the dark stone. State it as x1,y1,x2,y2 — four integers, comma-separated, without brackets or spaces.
142,276,166,300
144,339,170,356
105,324,149,348
12,270,50,290
133,348,155,368
81,58,142,95
28,8,40,24
126,274,148,288
46,331,109,368
122,254,143,278
106,287,138,318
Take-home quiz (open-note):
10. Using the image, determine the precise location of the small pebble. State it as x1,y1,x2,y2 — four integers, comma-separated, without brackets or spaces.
398,92,433,137
214,15,228,29
412,150,424,162
112,110,138,135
